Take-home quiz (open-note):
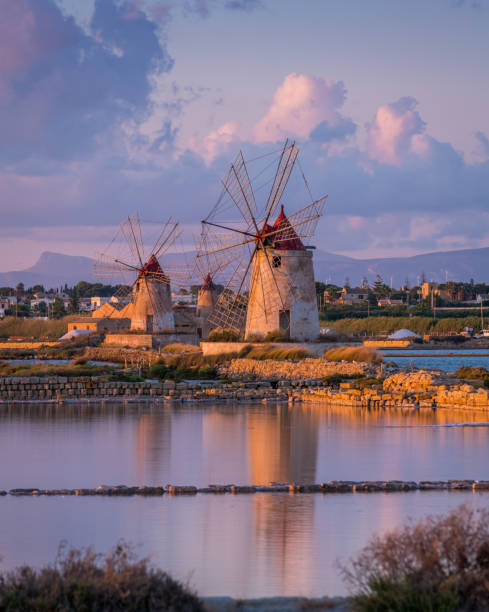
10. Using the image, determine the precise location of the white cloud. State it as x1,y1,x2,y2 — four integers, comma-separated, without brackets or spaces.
253,73,347,143
366,97,427,165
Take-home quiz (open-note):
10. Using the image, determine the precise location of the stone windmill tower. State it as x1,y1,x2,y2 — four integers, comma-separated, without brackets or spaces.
94,215,182,333
197,140,326,341
195,273,218,339
131,254,174,332
244,205,319,340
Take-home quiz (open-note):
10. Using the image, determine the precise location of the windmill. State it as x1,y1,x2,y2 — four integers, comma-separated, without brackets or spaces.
197,140,327,341
192,233,237,339
94,214,184,333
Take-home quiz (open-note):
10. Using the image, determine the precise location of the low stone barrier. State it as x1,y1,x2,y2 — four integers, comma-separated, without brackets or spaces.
2,372,489,409
2,480,488,497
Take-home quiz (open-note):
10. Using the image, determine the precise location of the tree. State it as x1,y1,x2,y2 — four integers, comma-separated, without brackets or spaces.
373,275,385,295
51,298,66,319
420,271,426,285
16,282,24,298
361,277,369,289
30,284,45,294
315,281,327,295
344,277,350,289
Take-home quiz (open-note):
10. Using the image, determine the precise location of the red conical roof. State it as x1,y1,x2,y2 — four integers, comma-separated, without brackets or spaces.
139,254,169,282
270,205,305,251
201,273,216,291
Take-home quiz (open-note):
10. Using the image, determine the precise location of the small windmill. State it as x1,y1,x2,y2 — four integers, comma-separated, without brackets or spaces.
192,233,238,339
197,140,326,341
94,214,184,333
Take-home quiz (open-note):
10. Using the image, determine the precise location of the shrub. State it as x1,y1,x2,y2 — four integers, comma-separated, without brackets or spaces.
162,343,201,354
263,330,288,342
0,542,203,611
342,504,489,612
323,346,382,363
454,366,489,380
207,329,240,342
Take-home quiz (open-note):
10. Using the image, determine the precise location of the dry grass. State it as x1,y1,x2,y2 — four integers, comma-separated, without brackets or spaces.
0,542,203,611
0,315,86,340
342,504,489,611
244,346,312,360
323,346,382,363
162,343,201,354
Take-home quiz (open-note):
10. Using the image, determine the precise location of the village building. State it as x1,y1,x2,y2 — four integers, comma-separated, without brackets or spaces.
0,298,9,317
338,287,369,305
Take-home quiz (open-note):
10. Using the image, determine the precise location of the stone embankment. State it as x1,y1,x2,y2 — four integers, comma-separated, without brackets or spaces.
2,369,489,409
2,479,489,497
301,370,489,410
221,358,373,380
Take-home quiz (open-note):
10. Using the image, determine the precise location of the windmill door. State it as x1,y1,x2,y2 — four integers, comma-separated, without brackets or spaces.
146,315,153,332
279,309,290,337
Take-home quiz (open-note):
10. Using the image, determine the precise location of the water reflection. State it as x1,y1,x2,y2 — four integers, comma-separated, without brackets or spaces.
2,401,489,597
1,401,489,489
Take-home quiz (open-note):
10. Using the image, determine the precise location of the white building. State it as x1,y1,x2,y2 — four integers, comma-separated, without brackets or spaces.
90,296,110,310
0,298,9,317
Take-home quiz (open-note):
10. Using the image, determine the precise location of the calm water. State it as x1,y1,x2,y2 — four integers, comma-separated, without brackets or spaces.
1,401,489,597
383,348,489,372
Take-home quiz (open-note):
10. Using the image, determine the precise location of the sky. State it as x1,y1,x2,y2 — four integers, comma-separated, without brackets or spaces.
1,0,488,271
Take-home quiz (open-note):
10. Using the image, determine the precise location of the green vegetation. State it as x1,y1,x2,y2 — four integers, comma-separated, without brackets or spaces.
323,346,382,363
263,330,288,342
148,361,217,381
343,504,489,612
0,543,203,611
454,366,489,380
324,315,483,336
207,329,240,342
0,361,118,378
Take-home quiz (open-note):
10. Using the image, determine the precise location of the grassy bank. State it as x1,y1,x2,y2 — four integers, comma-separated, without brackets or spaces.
325,315,483,336
0,315,87,340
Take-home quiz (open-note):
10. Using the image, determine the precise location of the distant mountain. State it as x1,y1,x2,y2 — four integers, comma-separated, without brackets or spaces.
313,247,489,286
1,246,488,290
0,252,94,289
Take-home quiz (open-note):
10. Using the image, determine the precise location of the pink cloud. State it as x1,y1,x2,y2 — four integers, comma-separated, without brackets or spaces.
188,120,240,163
366,97,427,165
253,73,347,143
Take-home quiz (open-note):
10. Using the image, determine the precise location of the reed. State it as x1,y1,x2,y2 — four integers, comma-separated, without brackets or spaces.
245,346,312,360
323,345,382,363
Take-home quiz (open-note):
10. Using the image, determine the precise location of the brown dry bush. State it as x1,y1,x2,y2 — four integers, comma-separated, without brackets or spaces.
323,346,382,364
0,542,203,611
342,504,489,611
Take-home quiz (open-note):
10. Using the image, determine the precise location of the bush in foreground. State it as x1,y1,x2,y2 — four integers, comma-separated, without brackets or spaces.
0,543,203,611
342,504,489,611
